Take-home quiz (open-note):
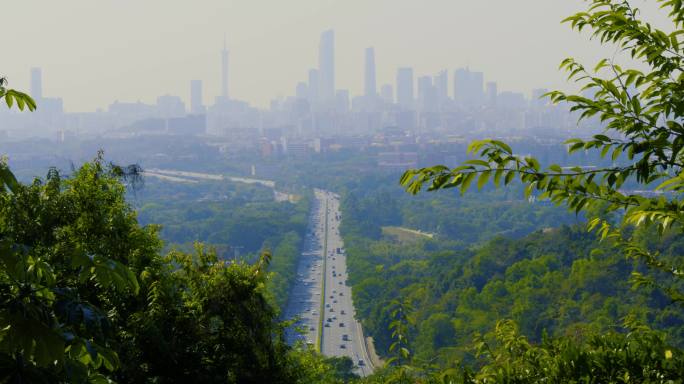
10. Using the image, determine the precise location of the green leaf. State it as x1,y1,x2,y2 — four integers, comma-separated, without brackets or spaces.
464,159,491,167
0,165,19,193
460,173,475,194
477,171,490,190
493,168,503,187
504,171,516,185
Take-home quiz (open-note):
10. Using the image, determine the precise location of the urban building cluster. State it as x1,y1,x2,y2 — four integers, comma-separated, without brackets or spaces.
1,30,598,166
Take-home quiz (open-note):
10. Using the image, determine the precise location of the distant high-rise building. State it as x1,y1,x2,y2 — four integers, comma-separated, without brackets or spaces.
486,81,498,106
336,89,350,112
454,68,484,105
396,68,414,108
498,91,526,110
434,70,448,103
308,69,319,104
190,80,204,114
417,76,432,98
296,82,308,99
364,47,377,97
418,76,438,112
221,38,229,99
380,84,394,103
28,67,63,116
318,30,335,102
30,67,42,100
531,88,549,107
157,95,186,119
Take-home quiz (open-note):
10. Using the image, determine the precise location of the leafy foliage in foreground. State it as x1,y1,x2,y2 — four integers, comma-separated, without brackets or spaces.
0,157,342,383
0,77,36,112
0,158,153,382
359,320,684,384
401,0,684,304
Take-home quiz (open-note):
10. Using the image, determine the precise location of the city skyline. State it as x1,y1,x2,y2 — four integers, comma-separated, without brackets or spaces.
2,0,668,112
19,35,552,115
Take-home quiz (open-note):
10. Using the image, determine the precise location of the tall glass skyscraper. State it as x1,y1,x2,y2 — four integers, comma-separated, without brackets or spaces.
364,47,376,97
318,30,335,102
190,80,204,114
396,67,414,109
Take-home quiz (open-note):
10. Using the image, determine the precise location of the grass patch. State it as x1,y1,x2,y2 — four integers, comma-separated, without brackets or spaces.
381,226,434,243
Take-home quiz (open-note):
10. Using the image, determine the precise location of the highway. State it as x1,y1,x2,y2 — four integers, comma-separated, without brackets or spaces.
284,189,375,376
283,193,325,349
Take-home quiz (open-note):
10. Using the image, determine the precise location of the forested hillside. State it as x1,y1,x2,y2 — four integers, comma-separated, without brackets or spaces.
134,178,310,309
341,196,684,365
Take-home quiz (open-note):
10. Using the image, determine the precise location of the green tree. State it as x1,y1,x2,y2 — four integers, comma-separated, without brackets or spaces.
0,156,340,383
0,157,149,382
401,0,684,304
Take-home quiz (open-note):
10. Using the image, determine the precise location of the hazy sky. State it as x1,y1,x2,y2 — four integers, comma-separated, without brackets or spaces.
2,0,668,112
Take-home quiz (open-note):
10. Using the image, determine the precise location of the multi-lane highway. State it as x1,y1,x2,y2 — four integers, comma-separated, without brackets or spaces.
283,193,325,348
284,189,375,376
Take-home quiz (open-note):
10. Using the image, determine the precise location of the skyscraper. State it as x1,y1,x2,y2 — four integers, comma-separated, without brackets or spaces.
531,88,549,108
296,82,308,100
454,68,484,105
336,89,350,112
190,80,204,114
417,76,437,112
364,47,376,97
156,94,186,119
221,38,229,99
434,70,448,103
486,81,498,106
380,84,394,104
307,69,319,104
396,68,414,109
318,30,335,102
30,67,42,100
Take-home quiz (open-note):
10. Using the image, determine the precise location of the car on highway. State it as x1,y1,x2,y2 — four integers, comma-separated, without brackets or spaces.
340,344,346,349
339,293,343,296
358,360,365,366
342,334,349,341
340,310,345,315
324,323,330,327
329,308,334,312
